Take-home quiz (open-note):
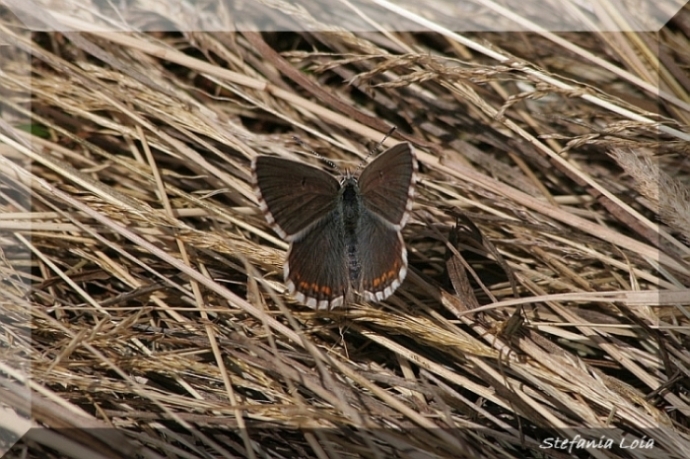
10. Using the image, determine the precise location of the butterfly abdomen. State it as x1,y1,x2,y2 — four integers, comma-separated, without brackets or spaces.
341,180,363,284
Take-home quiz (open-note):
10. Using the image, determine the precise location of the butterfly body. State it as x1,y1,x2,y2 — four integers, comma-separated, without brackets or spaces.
340,178,363,285
252,142,417,309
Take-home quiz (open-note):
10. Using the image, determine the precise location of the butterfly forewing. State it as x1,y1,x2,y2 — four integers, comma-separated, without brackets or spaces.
252,156,340,240
285,209,350,309
358,142,417,228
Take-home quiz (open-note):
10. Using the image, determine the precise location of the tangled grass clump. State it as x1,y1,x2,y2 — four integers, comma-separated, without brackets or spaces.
1,2,690,458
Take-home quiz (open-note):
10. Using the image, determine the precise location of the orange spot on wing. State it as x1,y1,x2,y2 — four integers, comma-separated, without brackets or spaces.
369,259,402,288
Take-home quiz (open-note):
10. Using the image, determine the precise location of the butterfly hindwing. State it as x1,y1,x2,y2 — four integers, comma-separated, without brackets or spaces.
354,209,407,301
285,209,350,309
252,156,340,241
358,142,417,228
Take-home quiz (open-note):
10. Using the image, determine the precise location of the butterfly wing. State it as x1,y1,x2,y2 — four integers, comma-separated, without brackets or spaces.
285,210,350,309
252,156,340,241
358,142,417,229
355,209,407,301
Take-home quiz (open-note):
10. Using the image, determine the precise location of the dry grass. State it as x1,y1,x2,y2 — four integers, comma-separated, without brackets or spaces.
1,2,690,459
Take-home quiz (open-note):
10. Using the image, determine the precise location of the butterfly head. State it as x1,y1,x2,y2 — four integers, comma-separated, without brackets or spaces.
339,167,357,183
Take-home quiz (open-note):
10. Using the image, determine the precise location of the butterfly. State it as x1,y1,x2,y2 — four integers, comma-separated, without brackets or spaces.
251,142,417,309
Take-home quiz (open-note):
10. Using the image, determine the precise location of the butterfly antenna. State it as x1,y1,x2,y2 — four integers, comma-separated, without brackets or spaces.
292,135,340,174
354,126,397,173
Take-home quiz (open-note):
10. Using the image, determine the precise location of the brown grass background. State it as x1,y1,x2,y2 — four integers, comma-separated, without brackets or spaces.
1,1,690,458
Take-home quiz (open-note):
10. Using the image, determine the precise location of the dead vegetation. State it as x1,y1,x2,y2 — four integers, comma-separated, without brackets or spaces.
1,2,690,459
